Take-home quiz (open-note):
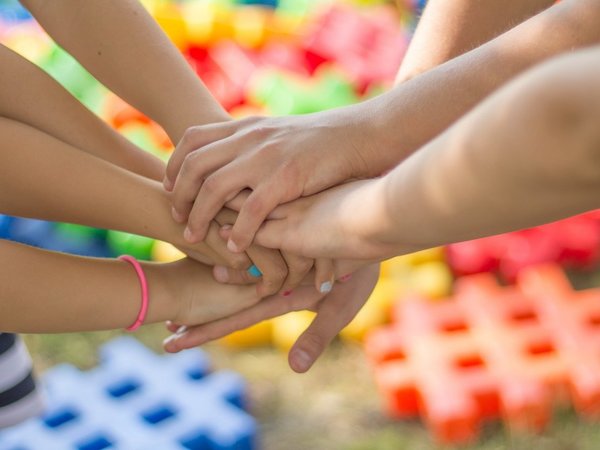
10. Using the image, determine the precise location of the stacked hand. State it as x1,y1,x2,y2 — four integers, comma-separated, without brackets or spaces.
161,112,387,371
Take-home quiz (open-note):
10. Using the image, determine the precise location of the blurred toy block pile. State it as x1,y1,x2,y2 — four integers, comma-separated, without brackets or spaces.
0,337,258,450
366,264,600,444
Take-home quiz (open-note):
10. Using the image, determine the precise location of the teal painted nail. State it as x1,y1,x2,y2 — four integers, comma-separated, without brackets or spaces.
247,265,262,277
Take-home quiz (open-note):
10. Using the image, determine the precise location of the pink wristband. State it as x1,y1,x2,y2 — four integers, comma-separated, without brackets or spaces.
118,255,149,332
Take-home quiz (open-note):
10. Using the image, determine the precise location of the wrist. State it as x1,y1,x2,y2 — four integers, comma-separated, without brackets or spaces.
352,177,420,260
343,101,405,179
140,262,180,324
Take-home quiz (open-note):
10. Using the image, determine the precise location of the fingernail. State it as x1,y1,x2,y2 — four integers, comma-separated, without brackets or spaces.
339,273,353,282
292,349,312,372
221,224,232,231
227,239,240,253
184,227,195,243
213,265,230,282
163,334,177,347
247,265,262,278
163,176,173,191
319,281,333,294
282,290,293,297
172,207,184,223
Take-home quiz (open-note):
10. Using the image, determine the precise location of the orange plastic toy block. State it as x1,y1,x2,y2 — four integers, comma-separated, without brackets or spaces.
365,264,600,444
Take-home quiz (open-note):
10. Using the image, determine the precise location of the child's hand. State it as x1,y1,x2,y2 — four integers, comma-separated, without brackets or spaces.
214,208,334,297
163,264,380,373
153,258,262,327
164,109,383,255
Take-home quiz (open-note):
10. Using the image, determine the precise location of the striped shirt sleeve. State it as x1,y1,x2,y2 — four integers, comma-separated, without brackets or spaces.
0,334,45,428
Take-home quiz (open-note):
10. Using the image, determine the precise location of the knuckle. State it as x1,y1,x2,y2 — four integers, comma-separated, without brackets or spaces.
202,174,221,195
179,127,202,151
271,264,289,281
181,151,200,174
247,126,271,141
277,158,301,185
292,259,313,276
230,255,249,271
180,127,195,147
245,195,266,217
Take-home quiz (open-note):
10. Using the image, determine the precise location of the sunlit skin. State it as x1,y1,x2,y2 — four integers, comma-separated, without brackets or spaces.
17,0,323,296
165,0,600,255
249,49,600,261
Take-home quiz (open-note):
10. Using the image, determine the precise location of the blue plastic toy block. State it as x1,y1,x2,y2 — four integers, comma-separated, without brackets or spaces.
0,337,258,450
0,216,111,258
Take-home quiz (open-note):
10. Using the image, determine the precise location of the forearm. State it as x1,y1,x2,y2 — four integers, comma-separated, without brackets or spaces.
0,239,175,333
0,44,164,181
359,0,600,176
0,118,210,261
21,0,229,142
397,0,554,82
373,49,600,255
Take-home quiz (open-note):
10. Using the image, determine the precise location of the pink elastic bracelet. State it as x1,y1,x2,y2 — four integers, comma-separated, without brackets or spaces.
118,255,149,332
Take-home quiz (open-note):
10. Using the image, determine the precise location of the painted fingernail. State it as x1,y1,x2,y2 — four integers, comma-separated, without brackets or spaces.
282,290,293,297
163,334,177,347
184,226,195,243
292,349,312,372
247,265,262,278
319,281,333,294
163,176,173,191
213,265,230,283
227,239,240,253
339,273,353,282
172,207,184,223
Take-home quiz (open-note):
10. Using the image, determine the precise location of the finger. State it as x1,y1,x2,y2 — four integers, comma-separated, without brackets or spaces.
227,185,286,253
165,122,237,190
224,189,251,212
254,218,290,252
315,258,335,294
278,252,313,296
183,163,250,244
170,140,240,225
246,244,288,298
203,220,251,270
212,265,258,285
163,285,325,352
225,190,288,219
165,321,181,333
288,275,373,373
217,219,287,296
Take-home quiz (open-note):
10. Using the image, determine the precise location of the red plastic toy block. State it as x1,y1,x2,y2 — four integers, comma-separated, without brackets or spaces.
365,264,600,444
303,5,407,91
447,211,600,281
